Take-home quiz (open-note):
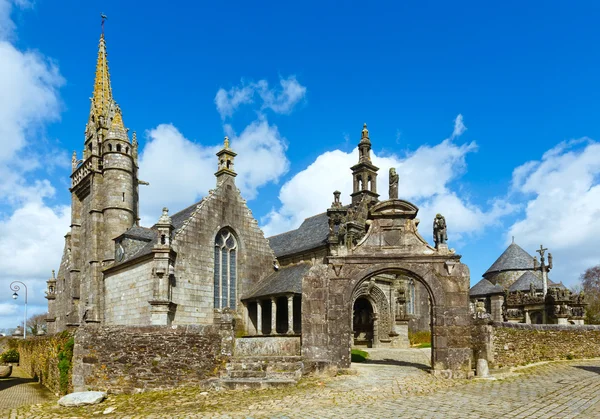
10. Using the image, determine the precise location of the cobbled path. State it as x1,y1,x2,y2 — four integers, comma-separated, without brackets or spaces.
0,366,55,417
9,350,600,418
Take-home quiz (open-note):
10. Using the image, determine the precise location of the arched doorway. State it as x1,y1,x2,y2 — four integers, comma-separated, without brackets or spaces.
353,297,374,347
350,270,434,366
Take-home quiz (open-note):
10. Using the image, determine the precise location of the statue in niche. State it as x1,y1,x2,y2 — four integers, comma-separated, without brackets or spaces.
433,213,448,248
389,168,399,199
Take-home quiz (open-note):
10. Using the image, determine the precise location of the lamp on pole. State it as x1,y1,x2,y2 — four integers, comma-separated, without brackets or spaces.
10,281,27,339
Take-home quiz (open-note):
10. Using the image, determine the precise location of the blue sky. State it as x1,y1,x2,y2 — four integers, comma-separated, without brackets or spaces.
1,0,600,330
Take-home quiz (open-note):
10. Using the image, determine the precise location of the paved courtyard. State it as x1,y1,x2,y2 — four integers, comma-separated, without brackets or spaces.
6,351,600,418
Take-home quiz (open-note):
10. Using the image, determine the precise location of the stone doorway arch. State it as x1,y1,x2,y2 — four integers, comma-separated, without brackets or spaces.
301,199,473,378
352,297,375,347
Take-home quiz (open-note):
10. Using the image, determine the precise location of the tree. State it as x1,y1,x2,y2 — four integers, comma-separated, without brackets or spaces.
26,313,48,336
580,265,600,324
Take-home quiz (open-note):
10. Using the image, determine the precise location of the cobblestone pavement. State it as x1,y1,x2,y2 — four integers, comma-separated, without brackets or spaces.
11,351,600,418
0,366,55,417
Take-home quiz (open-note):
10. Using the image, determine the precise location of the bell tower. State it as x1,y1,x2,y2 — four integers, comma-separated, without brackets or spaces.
350,123,379,205
66,24,139,326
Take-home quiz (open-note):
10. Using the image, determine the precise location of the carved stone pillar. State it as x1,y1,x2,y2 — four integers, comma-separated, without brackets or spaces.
490,294,504,322
256,300,262,335
271,297,277,335
287,294,294,334
524,310,531,324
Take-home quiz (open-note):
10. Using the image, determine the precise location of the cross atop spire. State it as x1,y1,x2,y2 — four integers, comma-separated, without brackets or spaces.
101,13,107,34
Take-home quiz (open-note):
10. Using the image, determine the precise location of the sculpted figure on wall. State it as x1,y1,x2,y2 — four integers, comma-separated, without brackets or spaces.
433,213,448,248
389,168,399,199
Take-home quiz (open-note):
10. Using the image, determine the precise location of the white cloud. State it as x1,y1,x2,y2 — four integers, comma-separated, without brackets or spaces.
261,115,515,243
257,76,307,114
0,302,18,316
138,120,289,224
0,0,67,329
214,84,254,119
508,140,600,286
214,76,306,119
451,113,466,139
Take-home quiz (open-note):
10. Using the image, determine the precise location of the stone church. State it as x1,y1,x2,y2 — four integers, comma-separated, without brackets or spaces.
469,241,586,325
47,29,474,378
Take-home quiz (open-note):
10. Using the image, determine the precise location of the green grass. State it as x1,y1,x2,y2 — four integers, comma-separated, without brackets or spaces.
351,348,369,363
415,342,431,349
408,330,431,347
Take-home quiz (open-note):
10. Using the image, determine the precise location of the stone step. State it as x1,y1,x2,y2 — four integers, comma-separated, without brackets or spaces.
217,378,297,390
227,361,303,372
226,370,267,379
230,355,302,363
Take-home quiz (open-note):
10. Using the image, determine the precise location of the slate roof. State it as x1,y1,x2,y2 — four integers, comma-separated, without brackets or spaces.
509,271,563,292
508,271,543,292
243,263,311,300
111,200,205,267
484,243,535,275
268,213,330,258
119,226,156,241
469,278,504,297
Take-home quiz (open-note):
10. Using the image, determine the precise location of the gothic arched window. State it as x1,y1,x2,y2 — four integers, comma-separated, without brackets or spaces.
214,229,238,309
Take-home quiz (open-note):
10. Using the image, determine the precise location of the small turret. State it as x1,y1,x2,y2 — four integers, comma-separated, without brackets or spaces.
215,136,237,183
350,123,379,205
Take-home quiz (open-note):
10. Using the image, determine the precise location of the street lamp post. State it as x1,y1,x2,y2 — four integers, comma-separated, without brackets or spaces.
10,281,28,339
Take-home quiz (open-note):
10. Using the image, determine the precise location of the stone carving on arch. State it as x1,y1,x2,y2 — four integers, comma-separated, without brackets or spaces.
352,281,391,340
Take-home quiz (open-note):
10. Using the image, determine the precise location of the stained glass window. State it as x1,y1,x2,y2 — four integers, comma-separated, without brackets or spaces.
214,229,238,309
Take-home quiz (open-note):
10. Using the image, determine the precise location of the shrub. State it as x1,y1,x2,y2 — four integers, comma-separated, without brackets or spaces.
351,348,369,363
57,337,75,394
0,348,19,363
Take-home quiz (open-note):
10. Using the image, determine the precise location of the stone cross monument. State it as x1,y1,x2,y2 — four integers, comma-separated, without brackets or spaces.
534,244,553,297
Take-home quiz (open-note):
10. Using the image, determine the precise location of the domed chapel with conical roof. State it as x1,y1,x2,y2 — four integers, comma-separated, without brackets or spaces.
470,240,586,324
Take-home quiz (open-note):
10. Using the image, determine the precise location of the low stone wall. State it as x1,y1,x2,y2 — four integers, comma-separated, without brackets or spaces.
15,331,75,396
234,336,301,357
482,322,600,369
73,324,233,394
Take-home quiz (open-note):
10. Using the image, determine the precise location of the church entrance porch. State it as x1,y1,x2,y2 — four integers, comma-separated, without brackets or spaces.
353,297,374,347
301,199,473,378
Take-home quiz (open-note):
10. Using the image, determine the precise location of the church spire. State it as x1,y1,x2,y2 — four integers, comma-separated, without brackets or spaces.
91,32,113,124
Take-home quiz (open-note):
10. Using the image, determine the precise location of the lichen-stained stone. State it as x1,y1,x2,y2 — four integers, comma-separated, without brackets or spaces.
57,391,106,406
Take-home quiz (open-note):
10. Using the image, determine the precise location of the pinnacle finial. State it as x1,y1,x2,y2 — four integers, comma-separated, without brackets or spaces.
52,269,55,279
158,207,172,225
362,123,369,139
224,136,230,149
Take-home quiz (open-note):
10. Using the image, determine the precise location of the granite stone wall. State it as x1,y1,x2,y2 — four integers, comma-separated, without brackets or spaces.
15,332,75,396
72,324,233,394
171,175,275,326
104,262,154,325
480,322,600,368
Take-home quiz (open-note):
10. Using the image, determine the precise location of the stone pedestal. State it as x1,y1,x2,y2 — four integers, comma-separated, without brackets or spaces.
437,243,449,252
390,320,410,348
476,359,489,377
557,316,569,325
